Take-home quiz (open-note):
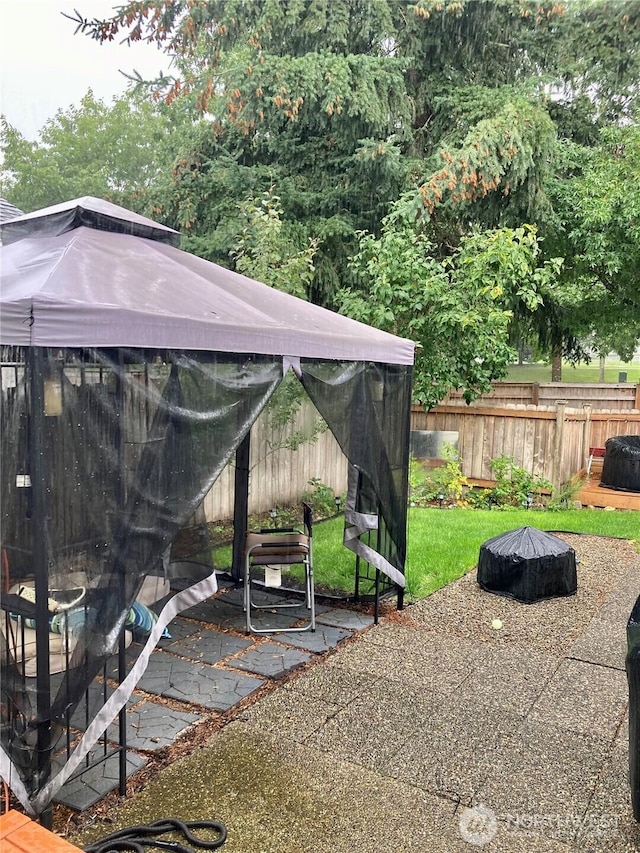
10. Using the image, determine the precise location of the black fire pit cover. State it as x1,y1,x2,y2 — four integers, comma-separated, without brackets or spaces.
600,435,640,492
477,526,577,604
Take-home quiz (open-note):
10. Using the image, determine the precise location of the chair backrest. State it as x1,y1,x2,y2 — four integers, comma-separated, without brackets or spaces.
302,502,313,538
245,530,309,557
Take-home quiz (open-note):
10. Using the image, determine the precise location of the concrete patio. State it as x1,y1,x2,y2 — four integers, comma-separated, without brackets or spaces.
54,583,374,812
67,532,640,852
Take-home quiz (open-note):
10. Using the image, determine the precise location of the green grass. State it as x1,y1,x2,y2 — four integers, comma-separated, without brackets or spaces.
404,507,638,600
214,507,639,602
213,517,355,594
506,361,639,383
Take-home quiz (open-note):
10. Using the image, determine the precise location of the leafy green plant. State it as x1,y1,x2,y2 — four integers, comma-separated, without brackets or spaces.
546,476,584,511
408,457,441,506
465,487,494,510
436,444,468,503
301,478,341,519
409,445,469,506
262,374,328,452
488,455,552,508
266,506,298,528
233,189,317,300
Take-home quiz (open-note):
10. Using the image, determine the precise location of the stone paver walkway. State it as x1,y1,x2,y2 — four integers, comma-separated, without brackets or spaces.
68,535,640,852
55,581,372,811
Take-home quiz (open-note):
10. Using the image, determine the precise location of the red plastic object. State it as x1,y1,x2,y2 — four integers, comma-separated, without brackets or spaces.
0,810,83,852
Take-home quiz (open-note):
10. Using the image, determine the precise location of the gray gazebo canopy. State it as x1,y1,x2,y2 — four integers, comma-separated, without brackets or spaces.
1,196,413,364
0,196,414,815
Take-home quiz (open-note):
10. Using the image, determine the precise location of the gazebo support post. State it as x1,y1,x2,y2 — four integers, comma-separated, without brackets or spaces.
232,432,251,583
29,347,53,829
115,350,128,797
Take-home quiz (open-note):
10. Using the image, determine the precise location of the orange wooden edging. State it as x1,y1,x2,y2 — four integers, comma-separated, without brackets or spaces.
573,464,640,511
0,810,82,852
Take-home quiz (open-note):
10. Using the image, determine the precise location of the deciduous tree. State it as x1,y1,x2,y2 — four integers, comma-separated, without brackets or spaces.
1,91,178,213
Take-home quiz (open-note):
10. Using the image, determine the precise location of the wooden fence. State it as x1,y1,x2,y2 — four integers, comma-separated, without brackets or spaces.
443,382,640,409
203,387,639,521
412,401,640,488
202,401,348,521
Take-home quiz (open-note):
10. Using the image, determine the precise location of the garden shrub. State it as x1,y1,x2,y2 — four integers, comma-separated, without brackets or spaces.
409,444,468,506
488,455,552,508
301,477,342,518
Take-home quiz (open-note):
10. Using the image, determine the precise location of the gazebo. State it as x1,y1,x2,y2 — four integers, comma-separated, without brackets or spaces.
0,197,414,816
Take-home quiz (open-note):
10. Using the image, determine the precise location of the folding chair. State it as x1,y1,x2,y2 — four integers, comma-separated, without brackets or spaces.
244,502,315,634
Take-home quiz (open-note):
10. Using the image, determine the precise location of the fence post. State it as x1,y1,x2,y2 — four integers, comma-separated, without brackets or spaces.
582,404,592,470
532,382,540,406
635,384,640,410
552,400,568,490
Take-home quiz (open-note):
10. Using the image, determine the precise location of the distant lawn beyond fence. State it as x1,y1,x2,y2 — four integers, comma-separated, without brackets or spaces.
507,361,640,384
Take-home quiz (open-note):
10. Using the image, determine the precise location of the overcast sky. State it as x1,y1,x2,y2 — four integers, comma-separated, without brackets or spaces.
1,0,169,140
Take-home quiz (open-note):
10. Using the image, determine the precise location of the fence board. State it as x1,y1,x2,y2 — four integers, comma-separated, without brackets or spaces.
471,413,485,478
532,418,545,480
523,415,535,476
444,382,639,409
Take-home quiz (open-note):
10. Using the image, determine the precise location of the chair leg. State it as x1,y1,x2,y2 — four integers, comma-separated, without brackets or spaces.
304,557,311,609
244,560,251,634
244,550,315,634
303,555,315,631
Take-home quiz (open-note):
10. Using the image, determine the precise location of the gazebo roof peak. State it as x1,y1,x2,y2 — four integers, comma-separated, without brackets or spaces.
0,195,180,248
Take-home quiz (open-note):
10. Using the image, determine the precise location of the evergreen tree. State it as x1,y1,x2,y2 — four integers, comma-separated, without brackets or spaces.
27,0,640,391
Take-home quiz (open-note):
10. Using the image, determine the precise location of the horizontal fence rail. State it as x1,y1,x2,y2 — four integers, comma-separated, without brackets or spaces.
443,382,640,410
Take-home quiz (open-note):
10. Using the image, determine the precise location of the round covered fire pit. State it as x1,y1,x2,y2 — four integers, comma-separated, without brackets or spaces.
600,435,640,492
477,526,577,604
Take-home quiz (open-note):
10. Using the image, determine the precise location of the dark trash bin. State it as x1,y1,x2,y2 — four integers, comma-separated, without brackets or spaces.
477,526,577,604
600,435,640,492
627,595,640,821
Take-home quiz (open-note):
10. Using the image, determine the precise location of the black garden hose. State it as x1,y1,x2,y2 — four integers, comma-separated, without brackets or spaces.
82,817,226,853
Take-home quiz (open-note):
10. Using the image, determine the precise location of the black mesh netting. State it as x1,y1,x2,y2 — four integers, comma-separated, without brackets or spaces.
0,346,282,809
300,360,412,583
0,348,412,813
477,526,577,604
600,435,640,493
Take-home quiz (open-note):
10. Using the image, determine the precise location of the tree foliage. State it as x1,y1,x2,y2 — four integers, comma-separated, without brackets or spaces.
0,91,179,213
341,220,559,409
232,190,317,300
4,0,638,400
70,0,414,304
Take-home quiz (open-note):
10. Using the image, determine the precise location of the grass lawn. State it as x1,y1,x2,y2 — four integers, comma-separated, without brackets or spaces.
215,507,639,603
506,361,640,383
403,507,639,600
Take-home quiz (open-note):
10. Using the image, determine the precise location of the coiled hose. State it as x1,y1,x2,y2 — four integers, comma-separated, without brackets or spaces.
82,817,226,852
